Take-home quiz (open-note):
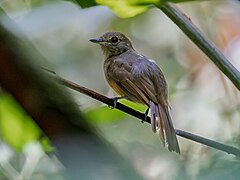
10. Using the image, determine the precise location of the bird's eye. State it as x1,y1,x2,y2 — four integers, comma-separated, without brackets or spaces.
110,36,119,43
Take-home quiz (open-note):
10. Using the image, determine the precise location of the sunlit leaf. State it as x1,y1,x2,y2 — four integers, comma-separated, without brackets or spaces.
86,106,126,124
95,0,159,18
86,99,147,124
120,99,147,112
0,93,40,151
72,0,209,15
40,137,55,153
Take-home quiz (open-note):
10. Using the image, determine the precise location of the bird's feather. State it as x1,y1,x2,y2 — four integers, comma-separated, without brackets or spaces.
103,47,180,153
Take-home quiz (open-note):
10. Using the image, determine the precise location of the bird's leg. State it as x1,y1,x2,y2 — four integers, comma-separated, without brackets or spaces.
110,96,128,109
142,107,149,123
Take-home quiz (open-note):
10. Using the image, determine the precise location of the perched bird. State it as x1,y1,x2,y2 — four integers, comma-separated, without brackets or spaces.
90,32,180,153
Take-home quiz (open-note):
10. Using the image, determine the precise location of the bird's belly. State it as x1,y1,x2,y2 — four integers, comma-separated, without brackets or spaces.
107,78,127,97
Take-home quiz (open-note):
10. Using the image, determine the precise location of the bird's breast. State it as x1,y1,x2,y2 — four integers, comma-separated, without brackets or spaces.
103,60,126,97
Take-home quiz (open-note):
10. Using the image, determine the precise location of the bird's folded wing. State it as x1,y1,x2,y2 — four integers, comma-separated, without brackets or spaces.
108,60,159,106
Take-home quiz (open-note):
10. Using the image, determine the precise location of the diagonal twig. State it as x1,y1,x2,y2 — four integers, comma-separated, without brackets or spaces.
42,67,240,157
158,2,240,90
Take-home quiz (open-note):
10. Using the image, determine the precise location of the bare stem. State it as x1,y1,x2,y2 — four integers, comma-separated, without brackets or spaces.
42,67,240,157
176,129,240,156
158,2,240,90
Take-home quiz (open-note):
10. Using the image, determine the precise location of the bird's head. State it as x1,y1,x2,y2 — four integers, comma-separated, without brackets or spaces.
90,32,133,58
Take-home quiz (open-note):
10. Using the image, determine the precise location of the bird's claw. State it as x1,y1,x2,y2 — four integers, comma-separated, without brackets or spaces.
110,96,127,109
142,107,149,123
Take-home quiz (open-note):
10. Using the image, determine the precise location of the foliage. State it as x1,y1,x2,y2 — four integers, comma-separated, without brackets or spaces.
74,0,97,8
0,93,40,151
78,0,207,18
86,99,147,123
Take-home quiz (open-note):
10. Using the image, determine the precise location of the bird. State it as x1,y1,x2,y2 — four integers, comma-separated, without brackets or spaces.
90,32,180,153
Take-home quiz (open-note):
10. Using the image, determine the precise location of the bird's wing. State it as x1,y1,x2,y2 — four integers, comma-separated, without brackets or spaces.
107,56,180,153
107,56,164,106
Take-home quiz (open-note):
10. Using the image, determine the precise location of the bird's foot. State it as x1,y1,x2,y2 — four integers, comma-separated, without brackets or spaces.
142,107,149,123
110,96,127,109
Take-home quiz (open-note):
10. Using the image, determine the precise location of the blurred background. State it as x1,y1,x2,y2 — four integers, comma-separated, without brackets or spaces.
0,0,240,179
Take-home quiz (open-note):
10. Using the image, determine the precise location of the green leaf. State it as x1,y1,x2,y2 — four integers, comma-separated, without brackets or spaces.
96,0,158,18
40,136,55,153
86,99,147,124
94,0,205,18
0,93,40,151
86,106,126,124
74,0,97,8
70,0,210,18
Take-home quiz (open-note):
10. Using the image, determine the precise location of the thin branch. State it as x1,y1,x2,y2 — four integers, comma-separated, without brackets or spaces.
176,130,240,156
42,67,240,157
158,2,240,90
41,67,146,121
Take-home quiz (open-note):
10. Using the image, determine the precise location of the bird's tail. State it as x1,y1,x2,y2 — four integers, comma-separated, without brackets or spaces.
150,101,180,153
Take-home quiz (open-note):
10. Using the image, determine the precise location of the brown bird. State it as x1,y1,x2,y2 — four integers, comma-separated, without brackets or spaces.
90,32,180,153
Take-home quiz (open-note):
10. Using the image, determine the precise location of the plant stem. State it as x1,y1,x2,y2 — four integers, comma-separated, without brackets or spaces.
176,129,240,156
158,2,240,90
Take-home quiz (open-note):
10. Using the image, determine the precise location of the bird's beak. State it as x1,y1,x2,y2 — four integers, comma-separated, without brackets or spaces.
89,38,105,44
